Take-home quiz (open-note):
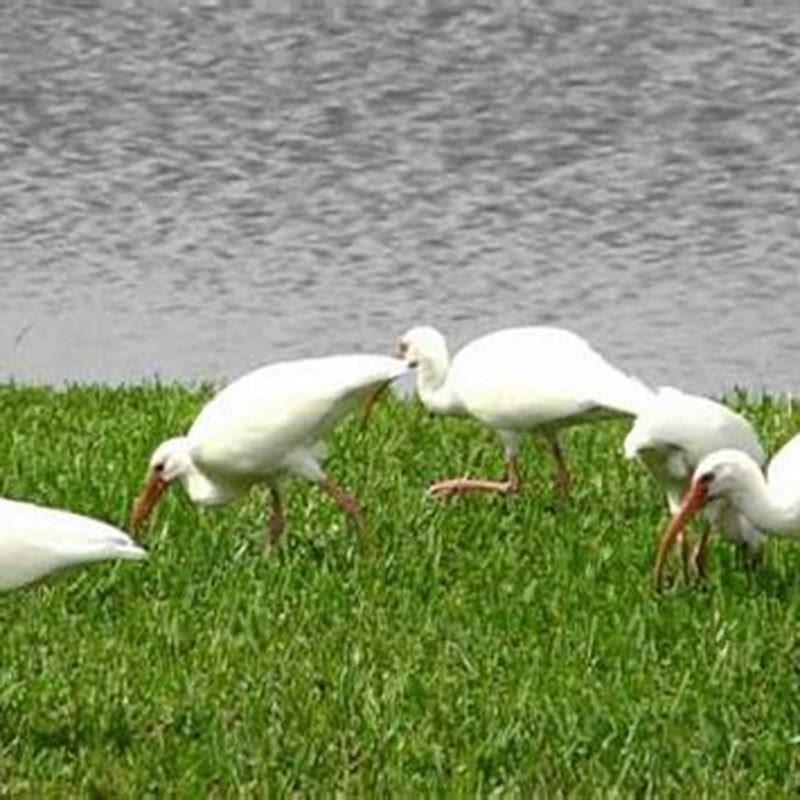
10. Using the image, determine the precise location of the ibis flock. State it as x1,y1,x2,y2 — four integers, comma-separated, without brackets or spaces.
3,325,799,595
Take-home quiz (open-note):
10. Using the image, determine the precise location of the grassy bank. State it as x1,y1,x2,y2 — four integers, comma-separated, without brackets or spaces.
1,384,800,796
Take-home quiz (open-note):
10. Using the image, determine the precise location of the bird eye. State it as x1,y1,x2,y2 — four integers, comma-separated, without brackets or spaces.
154,462,165,474
698,472,714,485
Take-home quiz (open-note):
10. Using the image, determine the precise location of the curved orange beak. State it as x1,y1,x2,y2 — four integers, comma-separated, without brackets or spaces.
653,479,710,590
131,472,168,532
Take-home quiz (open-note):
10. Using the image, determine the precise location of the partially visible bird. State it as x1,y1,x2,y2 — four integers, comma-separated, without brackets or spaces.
132,354,409,547
623,386,767,589
396,326,654,498
0,498,146,592
656,431,800,588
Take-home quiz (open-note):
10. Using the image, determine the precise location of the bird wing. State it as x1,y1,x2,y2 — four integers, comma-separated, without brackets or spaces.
189,355,408,476
0,499,145,592
765,433,800,501
450,327,654,430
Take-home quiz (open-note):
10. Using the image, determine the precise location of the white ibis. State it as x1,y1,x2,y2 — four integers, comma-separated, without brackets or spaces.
0,498,146,592
132,354,409,546
396,326,654,497
656,432,800,587
623,387,767,588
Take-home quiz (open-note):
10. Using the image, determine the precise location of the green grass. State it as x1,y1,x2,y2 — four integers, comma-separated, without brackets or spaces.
1,384,800,797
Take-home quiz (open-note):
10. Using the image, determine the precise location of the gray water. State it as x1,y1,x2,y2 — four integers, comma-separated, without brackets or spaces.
2,1,799,393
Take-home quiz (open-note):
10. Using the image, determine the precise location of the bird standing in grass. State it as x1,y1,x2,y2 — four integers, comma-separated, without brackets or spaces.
656,431,800,589
132,354,409,547
624,387,767,589
0,498,146,592
396,325,654,498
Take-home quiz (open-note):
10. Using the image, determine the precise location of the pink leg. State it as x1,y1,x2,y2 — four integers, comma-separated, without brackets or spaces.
689,527,712,581
656,517,704,589
549,438,572,500
737,542,762,571
320,477,365,533
361,381,390,426
428,456,521,498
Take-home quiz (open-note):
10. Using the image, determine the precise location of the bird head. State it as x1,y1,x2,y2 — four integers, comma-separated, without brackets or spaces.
667,449,760,529
691,449,762,505
131,437,191,531
654,448,760,588
395,326,448,369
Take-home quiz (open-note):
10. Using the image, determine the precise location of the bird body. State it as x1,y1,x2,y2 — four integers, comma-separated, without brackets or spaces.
624,386,766,517
187,355,403,493
133,354,409,544
628,387,771,588
398,325,653,496
445,327,654,433
0,498,146,592
763,434,800,520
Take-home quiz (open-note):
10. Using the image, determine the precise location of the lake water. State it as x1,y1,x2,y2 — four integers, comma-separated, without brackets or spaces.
1,1,799,393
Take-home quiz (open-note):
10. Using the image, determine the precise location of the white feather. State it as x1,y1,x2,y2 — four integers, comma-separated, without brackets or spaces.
0,498,146,592
448,328,654,430
624,386,766,546
159,354,409,502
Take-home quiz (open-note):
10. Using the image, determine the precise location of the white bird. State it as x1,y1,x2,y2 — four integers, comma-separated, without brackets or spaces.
656,431,800,587
0,498,146,592
396,326,654,497
623,387,767,588
132,354,409,546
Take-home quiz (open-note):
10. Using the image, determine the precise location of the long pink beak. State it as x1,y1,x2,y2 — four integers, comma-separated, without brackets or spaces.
131,473,168,532
653,479,710,590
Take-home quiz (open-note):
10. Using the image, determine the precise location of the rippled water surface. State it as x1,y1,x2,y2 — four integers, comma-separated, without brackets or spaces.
2,1,799,391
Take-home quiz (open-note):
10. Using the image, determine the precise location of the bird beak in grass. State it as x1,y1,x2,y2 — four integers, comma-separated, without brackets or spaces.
653,479,710,591
361,380,390,426
131,472,168,532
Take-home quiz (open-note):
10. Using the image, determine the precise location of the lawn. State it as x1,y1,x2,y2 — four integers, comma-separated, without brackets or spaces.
1,384,799,797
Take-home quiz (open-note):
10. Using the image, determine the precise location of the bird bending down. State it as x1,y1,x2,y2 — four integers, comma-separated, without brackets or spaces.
396,326,654,499
132,354,409,548
0,498,146,592
623,387,767,589
656,432,800,588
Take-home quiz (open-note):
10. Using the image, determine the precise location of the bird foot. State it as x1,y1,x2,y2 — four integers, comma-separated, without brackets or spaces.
553,470,572,502
738,543,763,572
264,519,286,552
335,493,365,535
427,476,518,498
427,475,470,498
346,505,366,535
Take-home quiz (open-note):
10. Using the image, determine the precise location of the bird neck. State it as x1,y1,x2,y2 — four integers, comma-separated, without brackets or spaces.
173,444,241,505
730,471,800,535
415,350,461,415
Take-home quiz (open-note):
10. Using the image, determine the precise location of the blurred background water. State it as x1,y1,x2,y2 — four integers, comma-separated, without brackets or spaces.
1,0,799,393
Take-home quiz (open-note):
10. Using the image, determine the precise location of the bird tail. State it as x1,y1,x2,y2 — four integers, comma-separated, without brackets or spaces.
623,418,649,460
623,386,709,460
592,369,657,420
